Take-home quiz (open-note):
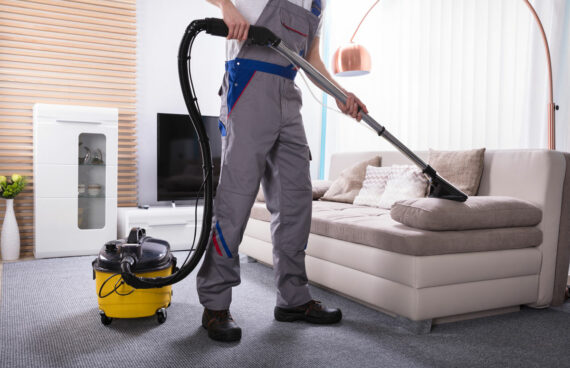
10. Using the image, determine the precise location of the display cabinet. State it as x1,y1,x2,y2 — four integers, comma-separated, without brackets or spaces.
33,104,118,258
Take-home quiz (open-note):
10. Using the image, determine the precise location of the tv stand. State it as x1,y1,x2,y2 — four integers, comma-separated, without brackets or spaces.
117,205,204,251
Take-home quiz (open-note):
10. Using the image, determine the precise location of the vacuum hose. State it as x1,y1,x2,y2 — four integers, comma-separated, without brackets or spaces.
120,19,282,289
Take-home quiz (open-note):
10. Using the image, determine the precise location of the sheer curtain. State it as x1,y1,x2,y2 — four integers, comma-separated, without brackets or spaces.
319,0,569,177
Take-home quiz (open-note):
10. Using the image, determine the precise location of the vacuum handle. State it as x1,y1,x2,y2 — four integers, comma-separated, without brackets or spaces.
204,18,280,46
127,227,146,244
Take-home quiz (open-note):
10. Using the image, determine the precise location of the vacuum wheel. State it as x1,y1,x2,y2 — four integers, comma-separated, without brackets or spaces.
156,308,167,324
99,310,113,326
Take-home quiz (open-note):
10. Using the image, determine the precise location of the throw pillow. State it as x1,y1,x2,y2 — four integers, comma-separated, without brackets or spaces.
378,166,429,209
353,166,392,207
312,180,332,200
428,148,486,196
321,156,381,204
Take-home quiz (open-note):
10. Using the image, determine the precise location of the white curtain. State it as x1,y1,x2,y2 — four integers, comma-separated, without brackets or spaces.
319,0,569,177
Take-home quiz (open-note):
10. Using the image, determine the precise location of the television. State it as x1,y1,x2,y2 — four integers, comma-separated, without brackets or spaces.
157,113,222,202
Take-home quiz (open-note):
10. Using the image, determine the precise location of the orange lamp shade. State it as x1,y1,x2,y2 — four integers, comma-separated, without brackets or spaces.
332,43,372,76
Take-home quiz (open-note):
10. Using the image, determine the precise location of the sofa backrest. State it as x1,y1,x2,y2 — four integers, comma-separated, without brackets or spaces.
328,149,570,307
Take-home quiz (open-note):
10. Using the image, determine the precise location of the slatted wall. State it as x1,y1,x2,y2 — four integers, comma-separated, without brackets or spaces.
0,0,137,257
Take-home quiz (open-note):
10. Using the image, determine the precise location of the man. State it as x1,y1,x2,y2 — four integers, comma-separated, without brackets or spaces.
199,0,368,342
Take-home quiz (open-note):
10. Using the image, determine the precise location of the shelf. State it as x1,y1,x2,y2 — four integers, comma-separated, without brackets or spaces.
78,194,106,199
78,163,106,167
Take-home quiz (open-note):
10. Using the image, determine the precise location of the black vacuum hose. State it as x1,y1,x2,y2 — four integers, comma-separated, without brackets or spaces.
120,20,213,288
120,19,281,289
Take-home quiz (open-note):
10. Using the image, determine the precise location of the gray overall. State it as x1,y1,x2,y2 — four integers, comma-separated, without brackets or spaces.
197,0,321,310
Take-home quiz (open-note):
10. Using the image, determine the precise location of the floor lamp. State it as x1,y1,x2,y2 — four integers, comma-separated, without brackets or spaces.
332,0,558,150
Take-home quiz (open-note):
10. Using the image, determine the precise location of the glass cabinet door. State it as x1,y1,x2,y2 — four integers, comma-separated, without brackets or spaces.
78,133,106,229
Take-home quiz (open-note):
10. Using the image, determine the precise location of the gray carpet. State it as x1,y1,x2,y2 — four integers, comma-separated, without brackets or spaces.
1,254,569,368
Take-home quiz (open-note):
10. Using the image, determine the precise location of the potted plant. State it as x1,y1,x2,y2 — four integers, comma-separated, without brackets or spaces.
1,174,26,261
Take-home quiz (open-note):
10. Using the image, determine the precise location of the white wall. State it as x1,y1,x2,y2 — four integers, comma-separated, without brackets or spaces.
136,0,324,205
137,0,225,206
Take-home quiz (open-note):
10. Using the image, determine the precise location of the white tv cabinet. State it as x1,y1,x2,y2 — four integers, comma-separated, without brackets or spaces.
33,104,118,258
117,206,204,251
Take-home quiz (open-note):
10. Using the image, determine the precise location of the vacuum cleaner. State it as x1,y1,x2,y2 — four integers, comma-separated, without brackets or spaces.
93,18,467,325
93,228,175,325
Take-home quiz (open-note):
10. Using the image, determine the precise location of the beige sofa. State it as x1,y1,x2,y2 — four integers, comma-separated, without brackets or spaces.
241,149,570,330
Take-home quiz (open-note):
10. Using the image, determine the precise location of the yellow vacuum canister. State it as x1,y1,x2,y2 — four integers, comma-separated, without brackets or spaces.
92,228,176,325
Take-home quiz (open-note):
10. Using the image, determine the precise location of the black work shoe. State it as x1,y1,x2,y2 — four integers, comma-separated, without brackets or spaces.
274,300,342,324
202,308,242,342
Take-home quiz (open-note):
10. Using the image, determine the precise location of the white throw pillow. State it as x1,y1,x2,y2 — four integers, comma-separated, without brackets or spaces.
353,166,392,207
378,166,429,209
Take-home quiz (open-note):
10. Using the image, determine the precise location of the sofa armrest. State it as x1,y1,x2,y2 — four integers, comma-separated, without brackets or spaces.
472,150,567,306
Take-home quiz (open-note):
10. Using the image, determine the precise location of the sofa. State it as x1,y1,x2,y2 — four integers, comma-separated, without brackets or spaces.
240,149,570,330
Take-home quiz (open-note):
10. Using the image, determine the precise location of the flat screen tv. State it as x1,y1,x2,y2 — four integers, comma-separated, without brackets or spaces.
157,113,222,202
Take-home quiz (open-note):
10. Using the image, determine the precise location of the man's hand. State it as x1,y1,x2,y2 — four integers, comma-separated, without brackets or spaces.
305,37,369,122
218,0,250,41
336,92,368,122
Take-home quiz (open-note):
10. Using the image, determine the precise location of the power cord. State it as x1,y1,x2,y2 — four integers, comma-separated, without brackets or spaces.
98,272,135,298
298,70,342,115
298,70,376,134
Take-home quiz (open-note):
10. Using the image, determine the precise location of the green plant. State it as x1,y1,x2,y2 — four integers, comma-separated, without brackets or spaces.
0,174,26,199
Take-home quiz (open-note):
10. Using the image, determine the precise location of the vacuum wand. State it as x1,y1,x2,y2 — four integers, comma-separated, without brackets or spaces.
204,18,467,201
273,43,422,166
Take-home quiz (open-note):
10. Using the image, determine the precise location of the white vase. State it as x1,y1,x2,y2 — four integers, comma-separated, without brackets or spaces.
1,199,20,261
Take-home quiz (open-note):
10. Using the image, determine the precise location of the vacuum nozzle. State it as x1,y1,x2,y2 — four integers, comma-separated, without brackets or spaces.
423,165,468,202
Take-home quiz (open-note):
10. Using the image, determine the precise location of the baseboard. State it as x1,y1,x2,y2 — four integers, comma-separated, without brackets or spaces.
433,306,520,325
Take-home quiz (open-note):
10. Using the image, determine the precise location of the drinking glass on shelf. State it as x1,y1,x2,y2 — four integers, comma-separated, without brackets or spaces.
91,148,104,165
79,145,91,165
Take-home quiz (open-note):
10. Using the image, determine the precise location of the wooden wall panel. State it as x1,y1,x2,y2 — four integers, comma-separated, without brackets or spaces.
0,0,137,258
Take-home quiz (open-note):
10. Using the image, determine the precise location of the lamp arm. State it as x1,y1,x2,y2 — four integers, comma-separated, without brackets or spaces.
522,0,553,102
522,0,556,150
350,0,380,43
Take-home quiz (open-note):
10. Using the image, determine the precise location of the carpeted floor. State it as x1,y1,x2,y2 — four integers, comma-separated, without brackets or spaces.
1,254,569,368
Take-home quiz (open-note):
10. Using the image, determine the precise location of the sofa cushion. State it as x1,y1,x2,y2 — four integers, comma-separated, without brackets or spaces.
390,196,543,231
249,201,542,256
251,203,272,222
321,156,381,204
428,148,485,196
256,186,265,202
244,218,542,288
